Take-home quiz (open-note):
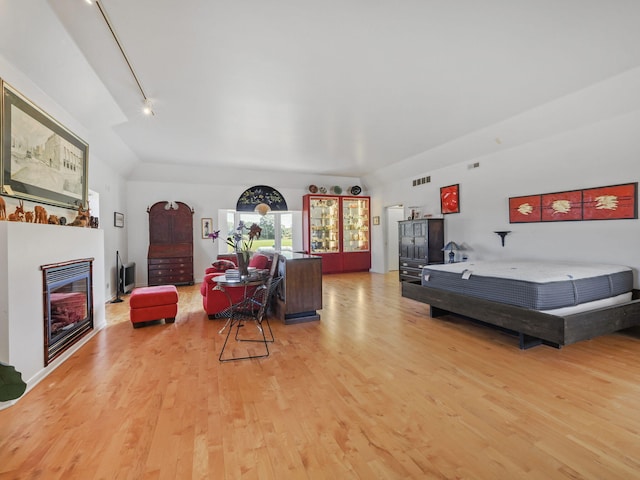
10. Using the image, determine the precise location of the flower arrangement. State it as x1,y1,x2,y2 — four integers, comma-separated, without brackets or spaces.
208,230,221,242
226,221,262,263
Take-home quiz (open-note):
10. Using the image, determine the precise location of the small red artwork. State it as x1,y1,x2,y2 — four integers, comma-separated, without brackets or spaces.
541,190,583,222
509,195,541,223
440,184,460,214
582,183,637,220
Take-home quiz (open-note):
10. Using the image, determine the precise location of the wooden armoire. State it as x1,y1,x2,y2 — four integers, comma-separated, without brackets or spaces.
147,201,194,286
398,218,444,282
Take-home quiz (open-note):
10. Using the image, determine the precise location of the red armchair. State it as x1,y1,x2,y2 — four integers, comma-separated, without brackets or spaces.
200,254,271,318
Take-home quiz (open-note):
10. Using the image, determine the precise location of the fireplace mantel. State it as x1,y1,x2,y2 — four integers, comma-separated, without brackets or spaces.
0,222,105,404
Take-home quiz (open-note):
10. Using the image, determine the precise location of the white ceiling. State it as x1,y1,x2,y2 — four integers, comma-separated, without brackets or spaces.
12,1,640,181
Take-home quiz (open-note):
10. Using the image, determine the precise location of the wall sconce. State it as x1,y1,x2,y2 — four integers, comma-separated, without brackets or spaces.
494,231,511,247
441,241,460,263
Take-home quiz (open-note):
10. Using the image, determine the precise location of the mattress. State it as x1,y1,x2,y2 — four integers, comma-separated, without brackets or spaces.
420,261,633,310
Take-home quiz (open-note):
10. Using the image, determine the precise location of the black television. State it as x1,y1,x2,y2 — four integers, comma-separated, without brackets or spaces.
119,262,136,294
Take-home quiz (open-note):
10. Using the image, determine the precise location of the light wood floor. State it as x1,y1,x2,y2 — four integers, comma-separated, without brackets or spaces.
2,272,640,479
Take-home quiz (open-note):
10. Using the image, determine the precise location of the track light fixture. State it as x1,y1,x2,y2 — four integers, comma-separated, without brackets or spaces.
94,1,155,116
143,99,154,116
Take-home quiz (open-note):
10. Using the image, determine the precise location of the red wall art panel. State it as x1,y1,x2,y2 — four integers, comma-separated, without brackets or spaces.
582,183,637,220
440,184,460,214
541,190,583,222
509,195,541,223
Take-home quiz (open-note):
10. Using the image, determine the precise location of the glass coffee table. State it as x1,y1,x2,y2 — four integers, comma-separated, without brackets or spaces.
212,274,268,334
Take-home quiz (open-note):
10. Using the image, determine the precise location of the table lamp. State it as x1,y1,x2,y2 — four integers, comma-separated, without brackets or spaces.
441,241,460,263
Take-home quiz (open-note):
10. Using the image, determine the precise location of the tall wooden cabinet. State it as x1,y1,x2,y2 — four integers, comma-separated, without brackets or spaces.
303,194,371,273
147,201,194,286
398,218,444,282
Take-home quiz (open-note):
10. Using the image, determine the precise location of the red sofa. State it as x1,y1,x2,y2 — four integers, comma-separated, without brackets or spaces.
200,253,271,319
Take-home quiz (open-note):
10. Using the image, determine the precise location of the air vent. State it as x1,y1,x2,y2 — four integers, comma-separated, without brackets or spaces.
468,162,480,169
412,176,431,187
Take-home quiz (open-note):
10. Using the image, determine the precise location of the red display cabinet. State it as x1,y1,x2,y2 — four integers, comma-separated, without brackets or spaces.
303,194,371,273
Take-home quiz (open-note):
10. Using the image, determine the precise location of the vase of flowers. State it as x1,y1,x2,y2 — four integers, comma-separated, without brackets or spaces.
226,221,262,278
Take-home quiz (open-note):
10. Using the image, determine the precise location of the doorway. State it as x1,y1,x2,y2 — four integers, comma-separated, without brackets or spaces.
385,205,405,272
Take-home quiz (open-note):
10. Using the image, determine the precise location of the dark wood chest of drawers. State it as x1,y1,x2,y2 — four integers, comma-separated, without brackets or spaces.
147,244,193,286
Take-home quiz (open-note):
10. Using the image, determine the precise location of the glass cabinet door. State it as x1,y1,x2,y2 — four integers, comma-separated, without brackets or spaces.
309,196,339,253
342,197,370,252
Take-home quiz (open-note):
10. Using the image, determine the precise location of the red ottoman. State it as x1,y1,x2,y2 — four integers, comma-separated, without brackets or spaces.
129,285,179,328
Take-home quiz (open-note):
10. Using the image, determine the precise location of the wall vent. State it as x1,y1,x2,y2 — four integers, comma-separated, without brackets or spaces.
412,176,431,186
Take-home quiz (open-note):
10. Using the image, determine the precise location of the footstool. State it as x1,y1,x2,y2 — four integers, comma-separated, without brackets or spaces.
129,285,179,328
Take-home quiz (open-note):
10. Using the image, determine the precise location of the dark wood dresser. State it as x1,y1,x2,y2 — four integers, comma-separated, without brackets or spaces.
147,201,194,286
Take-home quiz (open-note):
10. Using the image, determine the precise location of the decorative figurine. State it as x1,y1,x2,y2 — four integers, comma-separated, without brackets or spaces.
69,204,91,227
7,200,24,222
34,205,48,224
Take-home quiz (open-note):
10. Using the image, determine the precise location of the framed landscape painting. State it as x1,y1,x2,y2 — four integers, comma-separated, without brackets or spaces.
114,212,124,228
1,80,88,209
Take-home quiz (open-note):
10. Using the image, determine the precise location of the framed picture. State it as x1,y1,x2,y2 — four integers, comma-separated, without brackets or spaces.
582,182,637,220
201,218,213,239
372,216,380,225
509,194,542,223
1,80,88,209
541,190,582,222
510,183,638,223
114,212,124,228
440,184,460,214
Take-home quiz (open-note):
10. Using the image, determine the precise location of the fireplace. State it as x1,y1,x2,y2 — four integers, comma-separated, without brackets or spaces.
41,258,94,366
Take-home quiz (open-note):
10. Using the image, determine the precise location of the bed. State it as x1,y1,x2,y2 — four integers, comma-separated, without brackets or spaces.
401,261,640,349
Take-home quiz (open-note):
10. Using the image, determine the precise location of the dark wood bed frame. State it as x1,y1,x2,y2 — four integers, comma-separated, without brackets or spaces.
402,281,640,349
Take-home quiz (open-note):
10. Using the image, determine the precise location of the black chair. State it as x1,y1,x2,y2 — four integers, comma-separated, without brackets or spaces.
219,253,281,362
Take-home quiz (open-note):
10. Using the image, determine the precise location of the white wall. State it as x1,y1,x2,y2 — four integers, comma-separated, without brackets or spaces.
369,109,640,287
90,156,129,301
0,222,105,397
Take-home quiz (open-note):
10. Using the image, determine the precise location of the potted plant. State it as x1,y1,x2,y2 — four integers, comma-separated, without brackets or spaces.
0,362,27,402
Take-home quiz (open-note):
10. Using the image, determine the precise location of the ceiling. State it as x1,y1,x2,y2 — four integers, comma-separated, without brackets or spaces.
24,1,640,181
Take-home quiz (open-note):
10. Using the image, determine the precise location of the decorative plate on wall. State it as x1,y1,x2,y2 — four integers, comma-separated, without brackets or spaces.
349,185,362,195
